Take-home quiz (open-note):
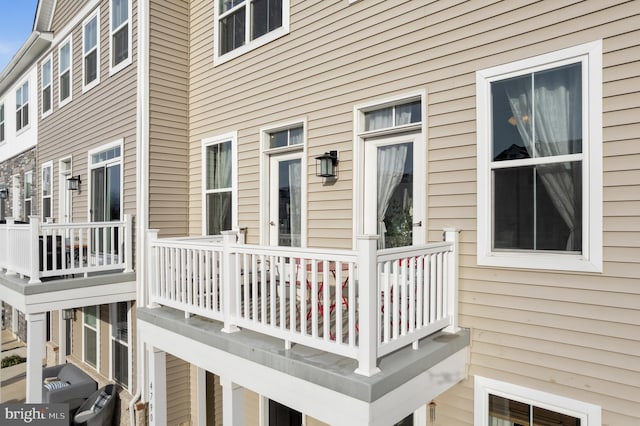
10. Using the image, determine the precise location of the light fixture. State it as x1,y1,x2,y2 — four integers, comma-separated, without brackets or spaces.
315,150,338,178
0,187,7,199
67,175,81,191
62,308,75,321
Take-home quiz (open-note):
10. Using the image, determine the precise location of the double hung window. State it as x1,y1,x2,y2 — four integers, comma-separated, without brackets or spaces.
83,10,100,89
24,171,33,220
83,306,98,368
16,81,29,131
216,0,289,62
41,58,52,116
203,134,236,235
110,0,131,71
59,38,72,105
42,163,53,219
111,302,130,388
476,41,602,272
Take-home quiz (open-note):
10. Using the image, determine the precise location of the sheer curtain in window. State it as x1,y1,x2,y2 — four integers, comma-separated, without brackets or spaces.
287,160,301,247
505,65,582,250
377,144,408,249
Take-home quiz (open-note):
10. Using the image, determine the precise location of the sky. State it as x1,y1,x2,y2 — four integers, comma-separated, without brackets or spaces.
0,0,39,72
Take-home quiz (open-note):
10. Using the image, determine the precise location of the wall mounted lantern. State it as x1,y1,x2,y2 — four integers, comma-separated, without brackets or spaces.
62,308,75,321
0,187,7,199
67,175,81,191
315,150,338,178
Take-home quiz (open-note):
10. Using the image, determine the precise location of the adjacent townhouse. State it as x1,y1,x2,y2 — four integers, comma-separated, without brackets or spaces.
137,0,639,425
0,0,138,424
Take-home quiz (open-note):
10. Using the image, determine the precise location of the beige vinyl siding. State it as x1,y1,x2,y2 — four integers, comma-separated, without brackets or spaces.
186,0,639,424
166,354,191,425
38,0,137,227
148,0,189,236
50,0,89,34
244,389,260,426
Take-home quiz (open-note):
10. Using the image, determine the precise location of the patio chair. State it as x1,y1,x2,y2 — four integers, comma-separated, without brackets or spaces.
73,383,117,426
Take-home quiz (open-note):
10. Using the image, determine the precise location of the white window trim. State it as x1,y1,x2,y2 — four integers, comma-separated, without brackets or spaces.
474,376,601,426
88,139,124,221
41,55,53,118
259,119,307,246
109,0,132,75
41,161,53,220
58,36,73,108
109,301,132,389
353,90,427,249
82,8,101,92
476,40,602,273
201,132,238,235
82,306,100,370
15,80,30,134
213,0,290,66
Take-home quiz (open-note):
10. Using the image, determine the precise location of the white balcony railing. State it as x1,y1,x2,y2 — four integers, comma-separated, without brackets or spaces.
0,215,133,283
147,229,459,376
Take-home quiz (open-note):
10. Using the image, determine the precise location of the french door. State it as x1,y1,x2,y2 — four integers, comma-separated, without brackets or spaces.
363,133,424,249
91,163,121,255
269,153,302,247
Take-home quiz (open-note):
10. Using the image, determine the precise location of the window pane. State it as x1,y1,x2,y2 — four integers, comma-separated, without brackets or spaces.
494,166,534,250
251,0,282,40
220,0,244,13
60,44,70,70
43,86,51,112
42,61,51,86
206,192,232,235
395,101,421,126
84,327,97,367
113,340,128,386
536,162,582,251
22,104,28,127
364,107,392,131
220,8,245,55
60,72,71,100
289,126,303,145
533,406,581,426
112,0,128,29
489,394,530,425
43,199,51,219
269,129,288,148
85,306,97,327
85,17,98,52
42,167,51,196
206,142,232,189
492,75,532,161
85,50,98,83
113,25,129,66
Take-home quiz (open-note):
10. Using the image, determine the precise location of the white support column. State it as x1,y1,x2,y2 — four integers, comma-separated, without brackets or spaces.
443,228,460,333
123,214,133,273
195,367,207,426
146,229,160,308
221,377,245,426
221,231,239,333
29,216,42,284
148,347,167,426
355,235,381,377
25,312,46,403
58,310,66,364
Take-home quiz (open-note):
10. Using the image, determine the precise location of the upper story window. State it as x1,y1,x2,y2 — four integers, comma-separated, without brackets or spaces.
476,41,602,272
83,9,100,90
24,171,33,219
363,100,421,132
0,103,4,142
203,133,237,235
215,0,289,64
41,57,52,116
110,0,131,72
59,37,72,106
42,162,53,219
15,81,29,131
268,126,303,149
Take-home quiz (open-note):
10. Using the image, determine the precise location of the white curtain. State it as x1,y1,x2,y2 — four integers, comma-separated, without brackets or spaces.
288,160,302,247
377,144,408,249
505,66,581,250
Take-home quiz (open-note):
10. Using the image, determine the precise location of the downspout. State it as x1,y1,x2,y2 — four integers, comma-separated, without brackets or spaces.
130,0,149,423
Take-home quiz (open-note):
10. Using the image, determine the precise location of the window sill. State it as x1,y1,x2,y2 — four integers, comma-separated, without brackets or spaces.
59,97,73,109
214,26,289,66
109,57,132,76
82,79,100,93
477,251,602,273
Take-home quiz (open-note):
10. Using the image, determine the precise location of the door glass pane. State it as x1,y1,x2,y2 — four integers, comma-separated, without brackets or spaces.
489,394,530,425
377,143,413,249
92,168,105,221
106,164,121,221
277,159,301,247
533,406,581,426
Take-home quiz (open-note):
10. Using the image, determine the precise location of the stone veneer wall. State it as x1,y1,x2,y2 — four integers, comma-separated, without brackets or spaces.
0,147,37,221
